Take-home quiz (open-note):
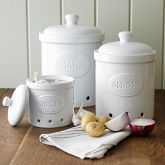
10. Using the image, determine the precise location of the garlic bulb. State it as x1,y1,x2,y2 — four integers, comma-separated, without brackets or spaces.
72,103,90,126
72,114,81,126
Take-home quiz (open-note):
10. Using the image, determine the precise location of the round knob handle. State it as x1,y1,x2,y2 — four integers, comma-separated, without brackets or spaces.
3,96,12,107
119,31,133,43
65,14,79,26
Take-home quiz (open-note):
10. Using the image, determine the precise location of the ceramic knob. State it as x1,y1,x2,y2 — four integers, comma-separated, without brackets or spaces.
65,14,79,26
3,96,12,107
119,31,133,43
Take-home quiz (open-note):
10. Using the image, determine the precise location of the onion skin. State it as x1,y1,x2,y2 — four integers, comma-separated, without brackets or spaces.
129,123,155,136
105,112,130,132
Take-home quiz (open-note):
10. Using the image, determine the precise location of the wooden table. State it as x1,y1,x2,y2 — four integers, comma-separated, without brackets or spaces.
0,89,165,165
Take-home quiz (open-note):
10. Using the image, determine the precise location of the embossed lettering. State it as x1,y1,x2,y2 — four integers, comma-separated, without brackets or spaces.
37,96,62,114
109,74,144,96
53,51,91,78
110,80,141,90
54,59,89,70
39,100,56,109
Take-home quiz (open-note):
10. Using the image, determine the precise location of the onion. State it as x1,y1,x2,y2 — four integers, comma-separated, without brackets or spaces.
105,112,130,131
129,118,155,136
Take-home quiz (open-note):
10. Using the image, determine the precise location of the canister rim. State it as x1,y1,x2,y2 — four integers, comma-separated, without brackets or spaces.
26,75,74,90
39,32,105,44
94,50,156,64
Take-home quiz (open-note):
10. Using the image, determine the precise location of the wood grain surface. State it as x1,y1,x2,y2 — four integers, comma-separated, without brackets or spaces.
0,89,165,165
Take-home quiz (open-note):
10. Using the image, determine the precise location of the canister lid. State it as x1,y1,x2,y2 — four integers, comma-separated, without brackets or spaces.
2,84,29,126
39,14,104,44
94,31,156,63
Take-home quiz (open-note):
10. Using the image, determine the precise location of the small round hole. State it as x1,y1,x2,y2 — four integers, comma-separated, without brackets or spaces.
140,113,144,117
48,120,52,123
60,118,63,122
109,113,113,117
37,119,40,123
86,96,90,101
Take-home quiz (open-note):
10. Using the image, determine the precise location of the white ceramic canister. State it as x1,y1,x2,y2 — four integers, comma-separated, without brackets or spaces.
94,31,156,119
27,75,74,128
39,14,104,107
3,75,74,128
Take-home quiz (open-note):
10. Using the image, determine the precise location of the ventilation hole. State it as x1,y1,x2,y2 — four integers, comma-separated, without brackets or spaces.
37,119,40,123
109,113,113,117
60,118,63,122
86,96,90,101
48,120,52,123
140,113,144,117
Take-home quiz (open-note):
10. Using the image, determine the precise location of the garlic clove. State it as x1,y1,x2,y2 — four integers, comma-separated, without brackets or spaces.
76,103,90,119
105,112,130,131
72,103,92,126
33,72,49,84
72,114,81,126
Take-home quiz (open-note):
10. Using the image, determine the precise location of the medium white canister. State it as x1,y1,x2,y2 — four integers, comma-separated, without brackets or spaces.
39,14,104,107
94,31,156,119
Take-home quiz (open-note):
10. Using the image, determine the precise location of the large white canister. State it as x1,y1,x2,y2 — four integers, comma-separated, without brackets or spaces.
39,14,104,107
94,31,156,119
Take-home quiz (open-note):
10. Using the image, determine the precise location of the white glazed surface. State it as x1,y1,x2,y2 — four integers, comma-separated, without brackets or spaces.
40,14,104,107
26,75,74,128
95,32,156,119
95,61,155,119
41,42,102,107
98,31,156,56
39,14,104,44
3,84,29,126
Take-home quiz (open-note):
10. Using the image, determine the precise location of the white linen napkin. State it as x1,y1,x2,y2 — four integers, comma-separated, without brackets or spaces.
39,126,131,159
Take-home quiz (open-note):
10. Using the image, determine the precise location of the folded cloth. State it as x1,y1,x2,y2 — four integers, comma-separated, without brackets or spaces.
39,126,131,159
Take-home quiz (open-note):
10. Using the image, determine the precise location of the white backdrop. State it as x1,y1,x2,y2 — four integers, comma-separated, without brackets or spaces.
0,0,164,89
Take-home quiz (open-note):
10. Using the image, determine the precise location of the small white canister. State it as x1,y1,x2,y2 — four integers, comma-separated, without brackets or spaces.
26,76,74,128
94,31,156,119
39,14,104,107
3,75,74,128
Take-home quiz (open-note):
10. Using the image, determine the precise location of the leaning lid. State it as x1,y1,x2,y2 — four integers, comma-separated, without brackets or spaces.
39,14,104,44
94,31,156,63
2,84,29,126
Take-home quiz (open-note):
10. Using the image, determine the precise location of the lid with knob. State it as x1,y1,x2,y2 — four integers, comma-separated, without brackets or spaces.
2,84,29,126
94,31,156,63
39,14,104,44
